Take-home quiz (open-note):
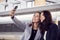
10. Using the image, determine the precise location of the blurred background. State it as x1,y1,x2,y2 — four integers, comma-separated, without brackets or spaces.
0,0,60,40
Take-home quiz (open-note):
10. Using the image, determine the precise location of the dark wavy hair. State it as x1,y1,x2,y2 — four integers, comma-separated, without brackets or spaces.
41,10,52,24
39,10,53,34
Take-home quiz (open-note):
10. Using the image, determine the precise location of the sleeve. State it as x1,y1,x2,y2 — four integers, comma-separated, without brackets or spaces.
11,16,26,31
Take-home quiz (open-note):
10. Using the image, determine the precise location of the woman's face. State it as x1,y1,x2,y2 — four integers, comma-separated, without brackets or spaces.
40,12,45,22
32,12,40,23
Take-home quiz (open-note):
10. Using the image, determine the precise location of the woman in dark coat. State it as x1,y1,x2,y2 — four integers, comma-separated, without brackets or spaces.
39,10,58,40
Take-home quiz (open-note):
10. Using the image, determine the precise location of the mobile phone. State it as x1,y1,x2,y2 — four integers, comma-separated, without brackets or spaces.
14,6,18,11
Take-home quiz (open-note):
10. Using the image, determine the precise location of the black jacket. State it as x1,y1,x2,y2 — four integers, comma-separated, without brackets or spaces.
57,29,60,40
46,23,58,40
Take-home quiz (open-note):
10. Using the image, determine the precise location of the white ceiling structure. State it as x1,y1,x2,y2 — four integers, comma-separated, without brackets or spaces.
0,0,60,24
47,0,60,2
0,14,33,24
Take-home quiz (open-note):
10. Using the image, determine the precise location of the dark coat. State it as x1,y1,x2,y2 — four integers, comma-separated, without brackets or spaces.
57,29,60,40
46,23,58,40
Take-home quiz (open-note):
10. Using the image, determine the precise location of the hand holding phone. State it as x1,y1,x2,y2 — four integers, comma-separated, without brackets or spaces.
13,6,18,11
9,6,18,16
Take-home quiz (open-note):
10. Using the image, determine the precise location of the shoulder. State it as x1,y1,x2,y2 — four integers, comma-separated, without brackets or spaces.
49,23,58,29
50,23,58,27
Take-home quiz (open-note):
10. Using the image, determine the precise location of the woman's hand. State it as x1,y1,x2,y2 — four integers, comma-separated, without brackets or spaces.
9,9,16,17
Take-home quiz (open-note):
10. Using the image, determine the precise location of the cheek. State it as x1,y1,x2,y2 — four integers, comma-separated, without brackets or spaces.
36,18,39,21
40,16,45,20
32,19,35,22
40,16,43,20
43,16,45,20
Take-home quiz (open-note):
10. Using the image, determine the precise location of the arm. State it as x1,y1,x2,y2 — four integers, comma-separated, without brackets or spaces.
11,16,26,30
9,9,26,31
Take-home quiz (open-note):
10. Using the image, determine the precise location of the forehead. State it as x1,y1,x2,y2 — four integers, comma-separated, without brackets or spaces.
34,12,40,15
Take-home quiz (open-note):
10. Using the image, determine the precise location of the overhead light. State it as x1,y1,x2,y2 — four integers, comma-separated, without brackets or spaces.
23,0,34,2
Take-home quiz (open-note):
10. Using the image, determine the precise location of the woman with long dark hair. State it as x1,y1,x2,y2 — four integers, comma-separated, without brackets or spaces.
9,9,41,40
39,10,58,40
